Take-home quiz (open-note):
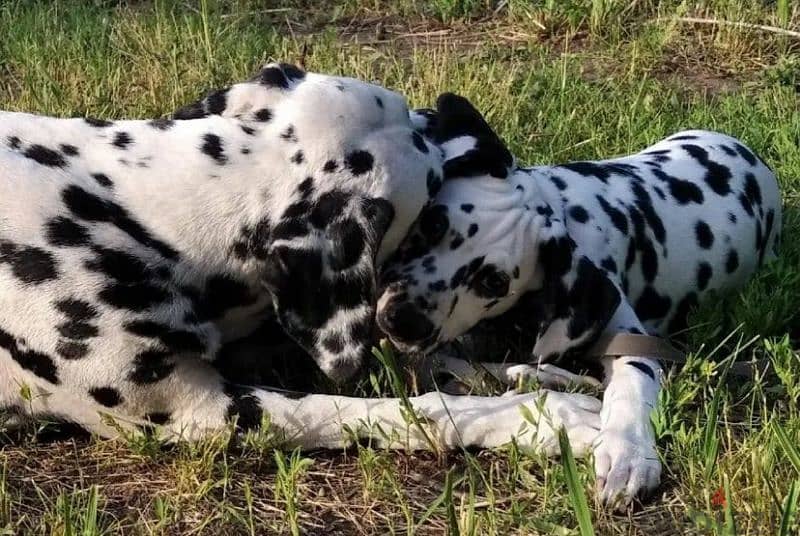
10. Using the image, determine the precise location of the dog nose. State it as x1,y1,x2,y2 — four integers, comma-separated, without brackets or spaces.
377,300,435,344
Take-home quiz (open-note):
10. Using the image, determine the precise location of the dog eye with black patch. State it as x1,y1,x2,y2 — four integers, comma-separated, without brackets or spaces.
419,205,449,245
470,265,510,298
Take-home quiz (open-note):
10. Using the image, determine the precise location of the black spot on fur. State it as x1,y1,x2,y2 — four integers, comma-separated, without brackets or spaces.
55,299,98,321
149,118,175,130
85,246,153,283
734,142,757,166
344,150,374,175
468,223,478,237
62,185,180,260
744,173,762,207
323,160,337,173
0,327,59,384
561,161,639,183
89,387,122,408
185,275,258,322
627,360,656,380
56,340,90,360
45,217,91,247
24,145,67,167
256,63,304,89
112,132,133,149
201,89,229,115
568,205,589,223
596,196,628,234
681,144,732,196
145,412,171,425
91,173,113,188
550,175,567,190
6,136,20,149
291,150,305,164
297,177,314,199
128,348,175,384
328,219,365,271
57,320,98,340
85,117,113,127
450,235,464,250
725,249,739,273
99,282,169,312
419,205,450,245
625,238,637,271
460,204,474,213
738,193,755,217
252,108,272,122
539,236,575,279
634,286,672,321
201,133,227,165
322,334,345,354
412,132,429,153
0,241,59,284
362,197,395,238
280,125,298,142
600,256,617,274
60,144,79,156
124,320,205,354
281,200,311,220
240,125,255,136
694,221,714,249
427,169,442,197
270,218,307,241
759,209,775,266
310,190,349,229
375,96,384,108
696,262,712,291
224,383,263,431
653,168,703,205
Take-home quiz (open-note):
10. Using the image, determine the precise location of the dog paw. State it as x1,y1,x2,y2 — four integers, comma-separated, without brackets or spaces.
505,363,601,389
593,431,660,510
511,390,602,457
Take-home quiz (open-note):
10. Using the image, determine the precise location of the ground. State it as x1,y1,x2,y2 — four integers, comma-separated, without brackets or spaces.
1,1,799,534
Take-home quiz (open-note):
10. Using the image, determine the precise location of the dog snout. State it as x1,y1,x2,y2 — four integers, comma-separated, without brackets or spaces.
376,298,434,344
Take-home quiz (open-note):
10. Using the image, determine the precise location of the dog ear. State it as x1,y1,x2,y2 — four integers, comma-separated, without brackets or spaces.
433,93,513,180
531,235,622,364
172,63,306,120
261,195,394,383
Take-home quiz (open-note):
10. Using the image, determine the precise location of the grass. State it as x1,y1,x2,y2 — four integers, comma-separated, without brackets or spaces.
0,0,799,533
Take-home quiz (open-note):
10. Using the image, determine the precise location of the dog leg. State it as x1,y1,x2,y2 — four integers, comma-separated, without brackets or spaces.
2,352,600,454
431,354,601,391
592,303,663,509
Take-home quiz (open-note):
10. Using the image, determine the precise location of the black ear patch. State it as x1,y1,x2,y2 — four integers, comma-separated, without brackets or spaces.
534,237,621,364
434,93,512,180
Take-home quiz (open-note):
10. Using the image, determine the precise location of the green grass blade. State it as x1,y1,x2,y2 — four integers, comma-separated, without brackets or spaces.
779,480,799,536
558,428,594,536
722,474,737,536
773,422,800,476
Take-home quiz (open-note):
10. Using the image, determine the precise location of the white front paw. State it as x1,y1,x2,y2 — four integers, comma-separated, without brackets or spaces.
593,431,660,509
508,390,602,457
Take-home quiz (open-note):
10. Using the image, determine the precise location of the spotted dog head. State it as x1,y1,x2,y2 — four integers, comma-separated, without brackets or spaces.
377,94,620,362
176,63,443,381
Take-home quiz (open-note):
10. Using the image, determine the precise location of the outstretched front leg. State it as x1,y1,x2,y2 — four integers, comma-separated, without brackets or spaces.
1,352,601,456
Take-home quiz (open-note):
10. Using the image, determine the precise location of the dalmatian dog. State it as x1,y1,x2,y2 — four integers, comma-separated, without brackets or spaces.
377,94,781,507
0,64,602,455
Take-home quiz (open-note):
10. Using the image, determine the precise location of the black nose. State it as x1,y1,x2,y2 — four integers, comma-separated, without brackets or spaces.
377,300,435,344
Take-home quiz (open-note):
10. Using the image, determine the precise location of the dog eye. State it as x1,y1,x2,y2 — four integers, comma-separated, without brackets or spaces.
472,268,510,298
